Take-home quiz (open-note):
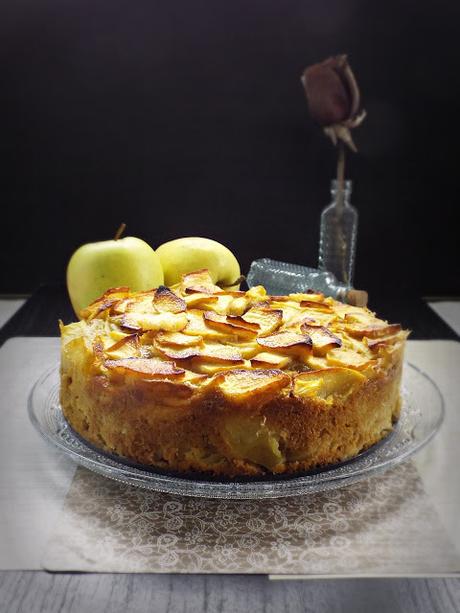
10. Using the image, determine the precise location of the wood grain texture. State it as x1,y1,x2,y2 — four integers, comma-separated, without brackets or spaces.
0,572,460,613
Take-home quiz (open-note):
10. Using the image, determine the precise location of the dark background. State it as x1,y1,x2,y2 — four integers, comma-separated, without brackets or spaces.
2,0,459,299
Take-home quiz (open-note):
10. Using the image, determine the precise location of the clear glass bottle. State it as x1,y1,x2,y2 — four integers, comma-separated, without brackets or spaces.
246,258,367,306
318,179,358,286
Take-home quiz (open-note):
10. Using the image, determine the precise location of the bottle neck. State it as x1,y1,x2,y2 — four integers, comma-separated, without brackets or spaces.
328,280,350,301
325,279,367,306
315,269,351,297
331,179,352,207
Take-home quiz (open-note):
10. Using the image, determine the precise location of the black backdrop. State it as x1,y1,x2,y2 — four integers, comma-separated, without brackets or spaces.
2,0,459,298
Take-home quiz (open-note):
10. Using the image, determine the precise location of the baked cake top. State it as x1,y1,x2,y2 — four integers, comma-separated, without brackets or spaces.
60,269,407,404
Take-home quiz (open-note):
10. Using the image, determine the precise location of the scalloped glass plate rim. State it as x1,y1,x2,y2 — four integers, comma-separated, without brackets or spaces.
28,362,444,499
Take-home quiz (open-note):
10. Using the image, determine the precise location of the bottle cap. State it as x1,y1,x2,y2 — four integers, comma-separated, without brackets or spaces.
346,289,368,307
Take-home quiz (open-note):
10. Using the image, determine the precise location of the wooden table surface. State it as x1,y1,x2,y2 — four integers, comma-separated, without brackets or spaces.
1,287,459,613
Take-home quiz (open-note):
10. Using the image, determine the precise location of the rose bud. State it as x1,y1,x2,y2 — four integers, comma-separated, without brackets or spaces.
301,54,366,152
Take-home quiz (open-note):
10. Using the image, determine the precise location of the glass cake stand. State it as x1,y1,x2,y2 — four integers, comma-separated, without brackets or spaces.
28,363,444,499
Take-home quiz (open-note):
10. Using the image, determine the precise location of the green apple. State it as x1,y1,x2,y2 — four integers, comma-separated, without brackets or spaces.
155,237,241,288
67,235,164,316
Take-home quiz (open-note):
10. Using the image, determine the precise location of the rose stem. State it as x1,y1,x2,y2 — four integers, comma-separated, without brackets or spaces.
336,141,348,283
114,223,126,241
336,141,346,212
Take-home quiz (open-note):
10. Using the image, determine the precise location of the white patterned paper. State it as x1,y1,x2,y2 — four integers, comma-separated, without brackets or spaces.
43,462,460,575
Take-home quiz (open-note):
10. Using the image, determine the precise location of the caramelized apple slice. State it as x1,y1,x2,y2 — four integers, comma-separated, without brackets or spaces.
366,333,405,350
252,300,271,309
257,331,312,361
300,323,342,356
90,298,121,320
119,312,188,333
199,295,235,316
120,373,203,404
282,312,317,332
109,299,130,315
213,368,290,403
344,310,378,325
104,333,140,359
85,287,130,311
268,300,302,317
227,315,259,332
242,307,283,336
82,288,130,320
250,352,291,368
223,339,259,359
326,347,376,370
183,293,219,308
182,269,221,294
60,320,86,346
106,325,130,342
276,305,306,328
158,339,244,365
289,310,337,329
269,292,324,303
105,357,185,379
183,310,234,341
193,360,251,375
215,290,247,297
305,355,329,370
267,295,297,303
299,300,334,313
156,346,200,361
99,286,131,298
194,344,244,364
222,416,284,470
155,331,203,347
184,293,235,315
203,311,259,339
245,285,267,301
291,292,325,302
345,322,402,339
139,380,196,403
153,286,186,313
117,319,142,333
294,367,365,402
181,370,209,385
111,290,162,315
331,302,362,320
227,296,250,316
123,296,158,315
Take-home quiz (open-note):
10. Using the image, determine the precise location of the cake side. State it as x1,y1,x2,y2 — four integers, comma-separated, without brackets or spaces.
60,270,408,477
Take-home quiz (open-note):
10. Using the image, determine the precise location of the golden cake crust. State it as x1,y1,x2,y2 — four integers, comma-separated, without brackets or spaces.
60,270,408,477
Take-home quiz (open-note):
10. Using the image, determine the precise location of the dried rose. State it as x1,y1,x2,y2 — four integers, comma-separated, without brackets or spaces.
301,54,366,152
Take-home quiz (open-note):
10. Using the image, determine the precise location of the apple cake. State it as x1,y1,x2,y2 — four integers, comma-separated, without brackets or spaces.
60,270,408,478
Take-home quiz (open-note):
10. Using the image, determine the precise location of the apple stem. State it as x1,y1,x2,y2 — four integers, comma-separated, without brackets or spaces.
114,223,126,241
217,275,246,289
